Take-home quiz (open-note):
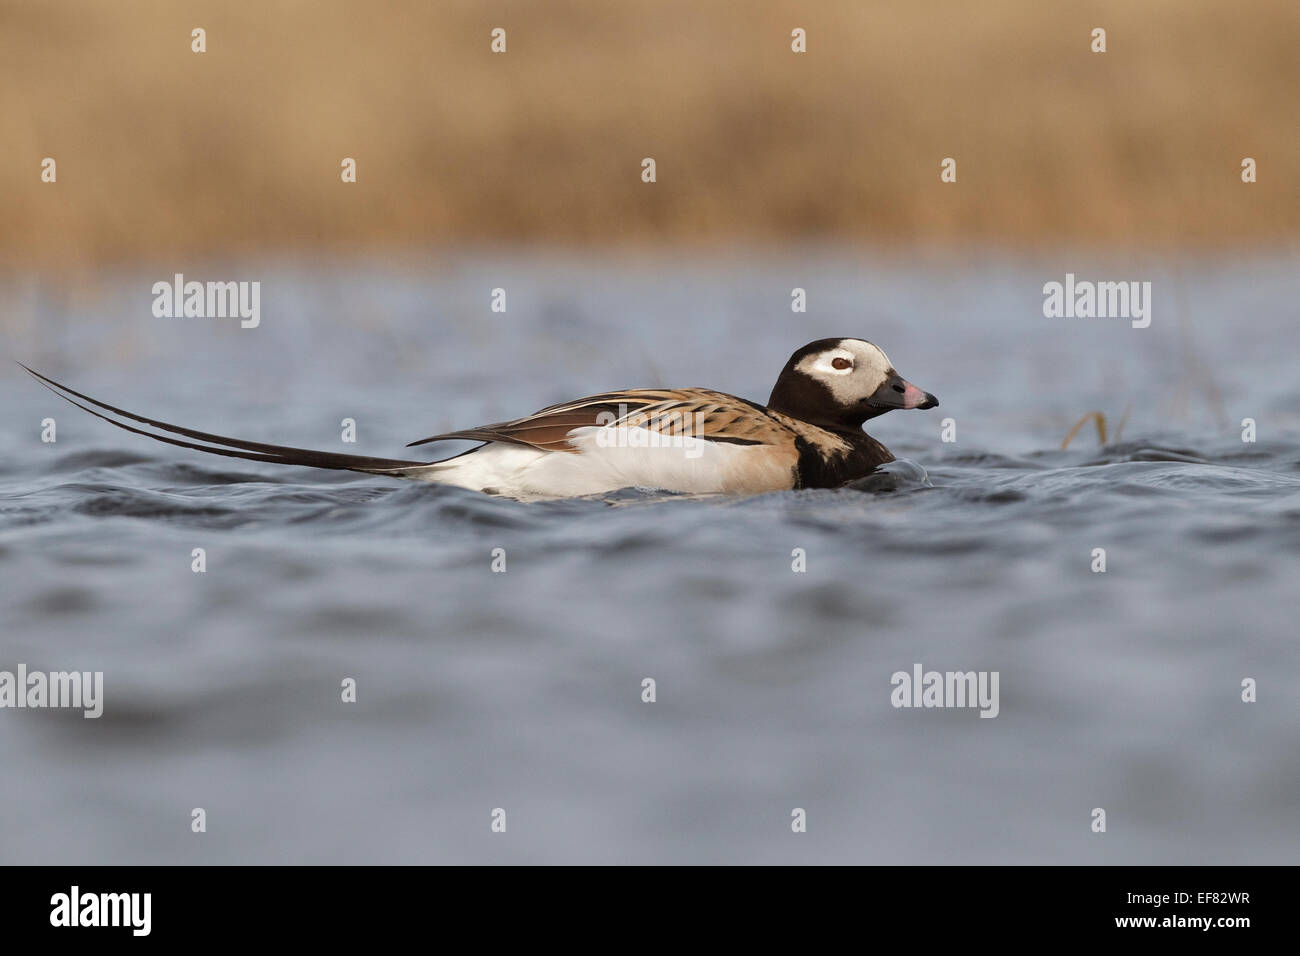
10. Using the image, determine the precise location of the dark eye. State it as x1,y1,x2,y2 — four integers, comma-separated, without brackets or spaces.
831,357,852,370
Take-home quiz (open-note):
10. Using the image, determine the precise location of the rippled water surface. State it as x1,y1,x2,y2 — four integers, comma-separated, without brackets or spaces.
2,249,1298,863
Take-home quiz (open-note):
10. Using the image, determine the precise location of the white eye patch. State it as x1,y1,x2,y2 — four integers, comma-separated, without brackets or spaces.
840,339,894,387
803,349,857,376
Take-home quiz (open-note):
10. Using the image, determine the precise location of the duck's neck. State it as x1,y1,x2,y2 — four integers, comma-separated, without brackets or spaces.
766,369,871,432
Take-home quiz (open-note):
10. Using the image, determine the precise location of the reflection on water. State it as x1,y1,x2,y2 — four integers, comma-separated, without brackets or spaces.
1,249,1298,863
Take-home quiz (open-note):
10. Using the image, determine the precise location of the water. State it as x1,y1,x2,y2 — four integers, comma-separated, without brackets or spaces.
2,248,1298,864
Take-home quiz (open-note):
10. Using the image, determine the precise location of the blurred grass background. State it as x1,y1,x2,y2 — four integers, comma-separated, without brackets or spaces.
2,0,1298,269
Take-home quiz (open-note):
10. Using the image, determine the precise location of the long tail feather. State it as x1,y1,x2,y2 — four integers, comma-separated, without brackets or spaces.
19,364,433,474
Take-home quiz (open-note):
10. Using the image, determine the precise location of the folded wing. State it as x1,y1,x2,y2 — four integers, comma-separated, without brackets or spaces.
407,388,792,452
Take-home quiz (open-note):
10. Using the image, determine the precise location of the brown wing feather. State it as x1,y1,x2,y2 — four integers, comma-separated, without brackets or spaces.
407,388,800,453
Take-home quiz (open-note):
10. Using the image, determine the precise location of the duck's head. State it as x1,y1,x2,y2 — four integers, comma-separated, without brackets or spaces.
767,338,938,429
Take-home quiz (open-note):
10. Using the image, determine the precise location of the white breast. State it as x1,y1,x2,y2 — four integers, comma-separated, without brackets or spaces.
406,426,794,500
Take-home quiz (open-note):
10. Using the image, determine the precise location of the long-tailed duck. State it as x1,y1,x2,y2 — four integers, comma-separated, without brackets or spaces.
22,338,937,500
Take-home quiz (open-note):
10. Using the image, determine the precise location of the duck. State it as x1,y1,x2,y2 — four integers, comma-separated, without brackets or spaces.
21,338,937,500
